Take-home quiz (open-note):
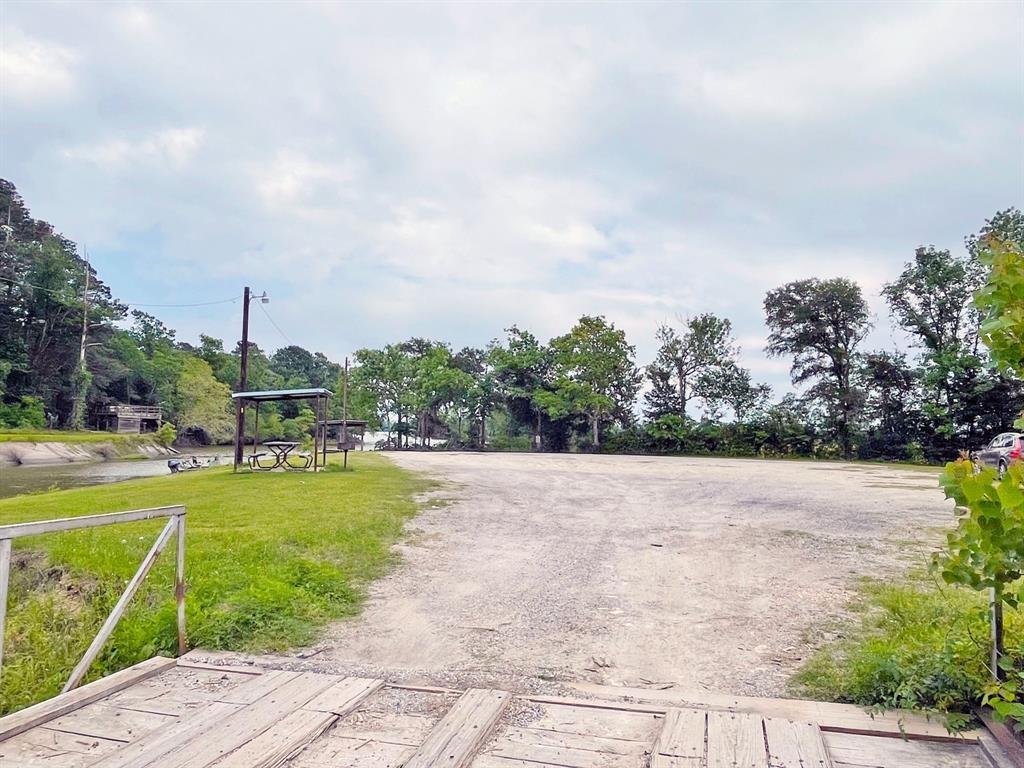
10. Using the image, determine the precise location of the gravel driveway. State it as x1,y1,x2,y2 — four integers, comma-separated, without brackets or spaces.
319,452,951,697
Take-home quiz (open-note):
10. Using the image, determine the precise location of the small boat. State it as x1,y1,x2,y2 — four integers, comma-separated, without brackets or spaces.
167,455,216,474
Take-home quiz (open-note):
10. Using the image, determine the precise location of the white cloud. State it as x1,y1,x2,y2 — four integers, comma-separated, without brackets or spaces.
3,0,1020,402
685,2,1011,120
0,27,76,104
254,150,363,219
61,127,204,169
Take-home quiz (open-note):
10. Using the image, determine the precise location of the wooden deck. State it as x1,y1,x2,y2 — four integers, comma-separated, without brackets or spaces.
0,655,1013,768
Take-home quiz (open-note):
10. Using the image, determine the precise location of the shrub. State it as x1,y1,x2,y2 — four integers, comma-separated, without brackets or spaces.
792,580,1022,732
154,422,177,447
0,396,46,429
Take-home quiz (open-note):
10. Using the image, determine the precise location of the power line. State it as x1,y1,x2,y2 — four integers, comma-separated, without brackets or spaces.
127,297,242,308
256,299,294,346
0,275,241,308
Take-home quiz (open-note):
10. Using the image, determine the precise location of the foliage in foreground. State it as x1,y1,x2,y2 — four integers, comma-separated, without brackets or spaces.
0,453,432,714
791,579,1023,731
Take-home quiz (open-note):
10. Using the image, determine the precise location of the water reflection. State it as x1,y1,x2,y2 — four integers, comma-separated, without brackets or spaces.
0,447,231,500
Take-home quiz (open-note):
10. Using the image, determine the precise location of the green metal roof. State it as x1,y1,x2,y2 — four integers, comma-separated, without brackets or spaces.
231,387,333,401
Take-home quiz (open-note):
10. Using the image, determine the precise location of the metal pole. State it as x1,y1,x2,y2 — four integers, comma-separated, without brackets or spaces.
343,357,349,469
0,538,11,684
175,513,186,656
991,587,1004,680
313,396,320,471
234,286,251,468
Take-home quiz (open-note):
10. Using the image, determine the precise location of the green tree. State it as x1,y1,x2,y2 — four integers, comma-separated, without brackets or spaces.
764,278,870,458
490,327,553,450
974,210,1024,386
858,351,921,460
174,357,234,443
541,315,641,448
644,314,739,421
351,344,415,446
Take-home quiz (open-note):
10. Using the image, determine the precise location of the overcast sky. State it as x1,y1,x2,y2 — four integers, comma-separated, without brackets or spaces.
2,1,1022,395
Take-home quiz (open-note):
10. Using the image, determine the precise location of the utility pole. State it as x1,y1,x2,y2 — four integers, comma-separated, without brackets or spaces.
72,251,91,429
233,286,251,469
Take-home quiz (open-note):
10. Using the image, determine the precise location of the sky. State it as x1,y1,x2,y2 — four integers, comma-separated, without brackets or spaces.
2,1,1022,397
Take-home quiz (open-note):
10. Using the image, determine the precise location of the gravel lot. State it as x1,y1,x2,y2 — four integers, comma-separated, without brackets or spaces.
317,452,951,697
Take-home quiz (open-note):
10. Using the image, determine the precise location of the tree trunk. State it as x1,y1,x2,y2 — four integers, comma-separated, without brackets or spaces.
535,411,542,451
591,415,599,448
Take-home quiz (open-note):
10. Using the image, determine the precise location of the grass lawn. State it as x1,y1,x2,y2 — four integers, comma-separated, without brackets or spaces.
0,429,150,444
0,453,434,714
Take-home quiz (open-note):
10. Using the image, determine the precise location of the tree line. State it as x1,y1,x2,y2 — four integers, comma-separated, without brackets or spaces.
1,177,1020,462
351,208,1023,461
0,179,346,444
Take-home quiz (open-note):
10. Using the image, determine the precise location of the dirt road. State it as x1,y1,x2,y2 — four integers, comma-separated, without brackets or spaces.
317,453,951,697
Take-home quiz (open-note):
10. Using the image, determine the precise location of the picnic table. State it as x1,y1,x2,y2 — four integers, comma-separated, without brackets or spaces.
248,441,313,471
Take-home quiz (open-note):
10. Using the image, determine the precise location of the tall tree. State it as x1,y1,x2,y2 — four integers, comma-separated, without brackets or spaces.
490,326,552,449
540,315,641,448
858,351,920,460
884,214,1024,454
351,343,415,446
644,314,739,420
764,277,871,458
973,209,1024,381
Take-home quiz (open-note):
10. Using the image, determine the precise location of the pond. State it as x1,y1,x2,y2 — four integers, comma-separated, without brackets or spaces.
0,447,232,500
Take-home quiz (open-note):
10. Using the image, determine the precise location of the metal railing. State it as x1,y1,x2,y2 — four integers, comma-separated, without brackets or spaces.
0,505,186,692
97,405,163,418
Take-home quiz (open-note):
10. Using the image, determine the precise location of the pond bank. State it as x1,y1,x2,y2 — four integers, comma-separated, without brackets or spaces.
0,436,173,467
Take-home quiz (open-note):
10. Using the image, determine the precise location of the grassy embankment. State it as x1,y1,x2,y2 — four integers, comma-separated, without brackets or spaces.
0,453,434,714
0,429,148,444
791,573,1023,731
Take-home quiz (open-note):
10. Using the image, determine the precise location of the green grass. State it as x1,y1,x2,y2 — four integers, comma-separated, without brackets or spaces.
790,576,1023,731
0,453,433,714
0,429,151,445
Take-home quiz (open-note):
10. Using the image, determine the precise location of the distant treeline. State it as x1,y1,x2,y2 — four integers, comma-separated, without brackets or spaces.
1,178,1020,461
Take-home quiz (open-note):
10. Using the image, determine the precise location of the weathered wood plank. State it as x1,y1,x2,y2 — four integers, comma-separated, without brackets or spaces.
567,684,979,743
823,731,992,768
473,758,566,768
404,688,510,768
303,676,383,715
486,739,637,768
0,656,177,742
652,708,706,765
499,726,650,756
706,711,767,768
46,703,175,744
763,717,832,768
213,669,300,705
485,725,648,767
158,671,340,768
174,659,263,677
525,702,662,742
331,711,438,746
286,735,414,767
208,708,335,768
88,701,242,768
87,668,300,768
209,676,383,768
0,726,122,767
0,506,185,540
